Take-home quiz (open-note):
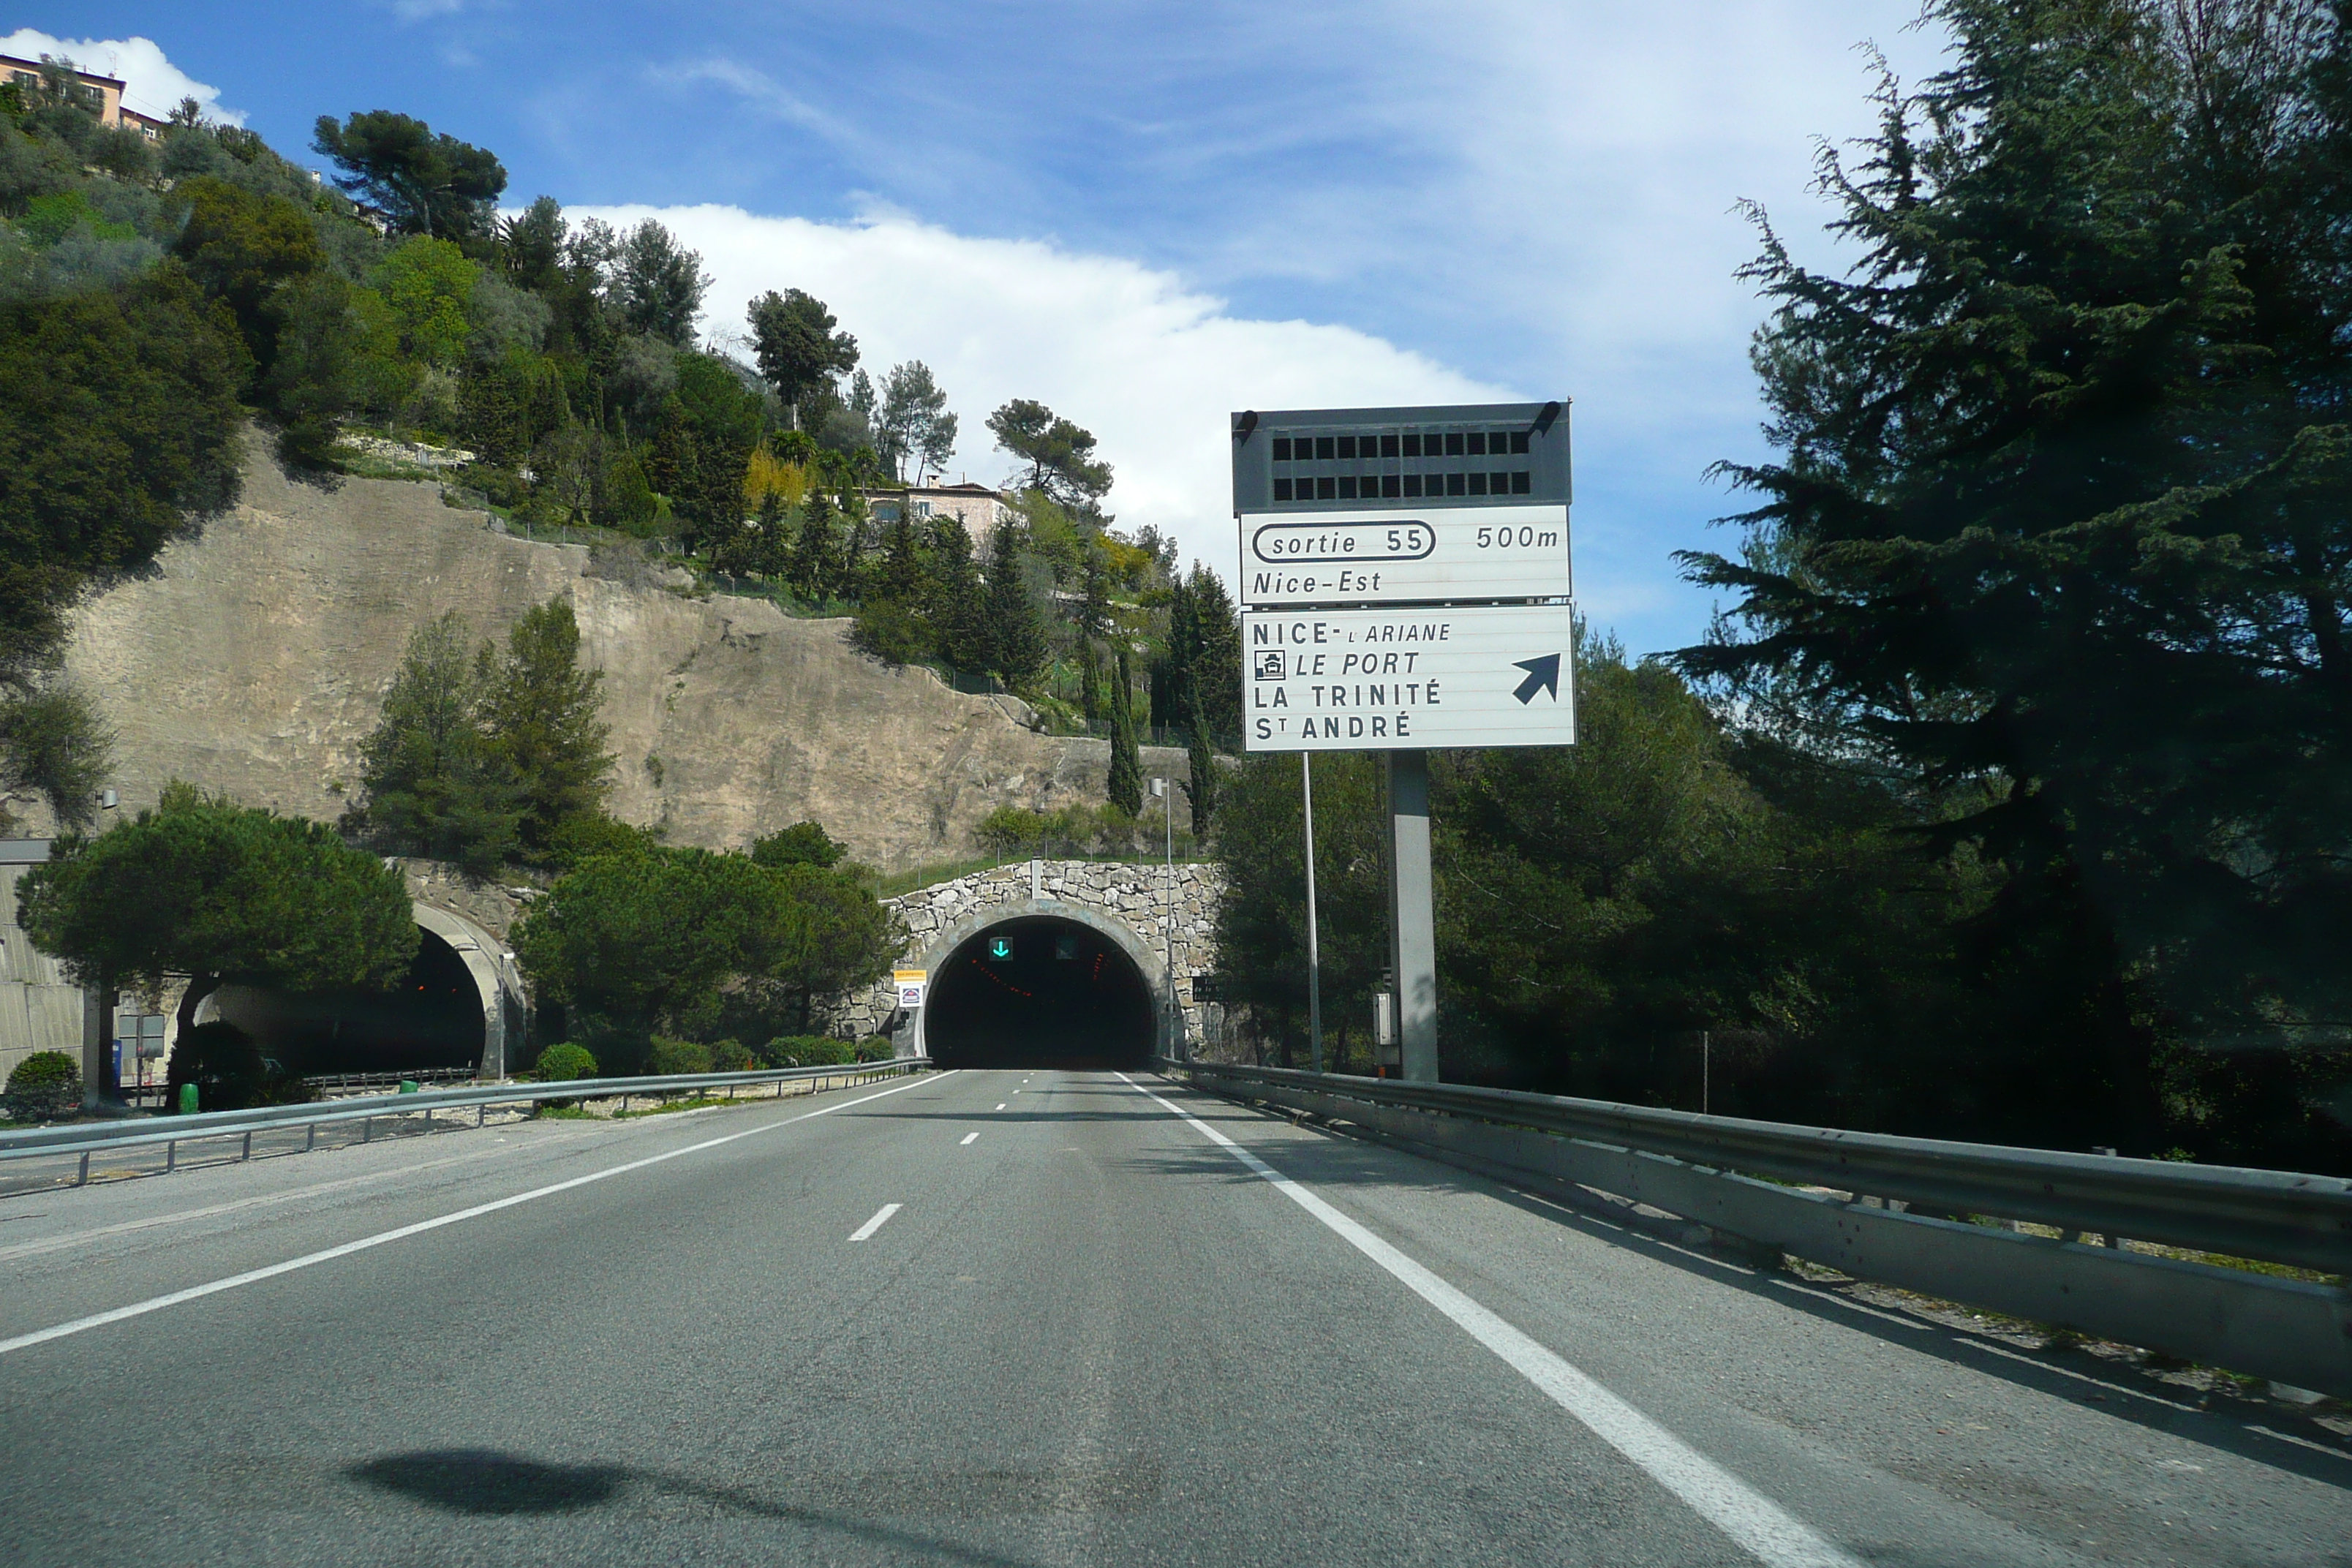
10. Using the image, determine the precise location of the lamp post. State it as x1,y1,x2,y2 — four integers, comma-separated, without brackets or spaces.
1302,754,1324,1074
1150,776,1179,1058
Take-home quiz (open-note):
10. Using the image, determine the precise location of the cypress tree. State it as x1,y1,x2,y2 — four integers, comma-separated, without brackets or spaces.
1107,644,1143,814
1184,699,1218,833
1079,638,1103,730
875,513,923,604
788,493,837,601
1186,565,1243,747
924,519,989,674
753,491,791,578
983,519,1048,690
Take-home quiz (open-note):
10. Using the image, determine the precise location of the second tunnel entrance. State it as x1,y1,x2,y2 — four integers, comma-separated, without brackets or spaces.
921,916,1155,1068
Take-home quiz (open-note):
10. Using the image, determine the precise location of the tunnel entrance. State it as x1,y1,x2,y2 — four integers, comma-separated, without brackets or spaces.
211,924,488,1077
922,916,1155,1069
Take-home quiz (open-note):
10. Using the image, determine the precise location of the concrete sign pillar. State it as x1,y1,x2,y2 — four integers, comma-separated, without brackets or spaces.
1386,750,1439,1082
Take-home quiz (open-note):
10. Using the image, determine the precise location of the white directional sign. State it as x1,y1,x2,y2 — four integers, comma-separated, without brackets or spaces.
1238,504,1569,608
1242,603,1575,752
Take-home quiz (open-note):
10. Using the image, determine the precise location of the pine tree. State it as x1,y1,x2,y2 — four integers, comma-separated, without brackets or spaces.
481,598,613,853
1107,644,1143,814
983,518,1048,690
353,612,521,875
1677,0,2352,1141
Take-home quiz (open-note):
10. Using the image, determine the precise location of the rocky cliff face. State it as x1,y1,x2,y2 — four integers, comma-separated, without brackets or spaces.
47,432,1179,872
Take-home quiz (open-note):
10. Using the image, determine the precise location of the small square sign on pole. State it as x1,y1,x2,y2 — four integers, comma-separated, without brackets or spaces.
894,970,927,1009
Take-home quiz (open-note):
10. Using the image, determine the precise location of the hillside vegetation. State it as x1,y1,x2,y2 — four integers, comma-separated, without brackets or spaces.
0,59,1238,851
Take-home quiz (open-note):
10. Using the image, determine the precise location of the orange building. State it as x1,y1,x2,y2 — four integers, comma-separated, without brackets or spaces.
1,55,170,139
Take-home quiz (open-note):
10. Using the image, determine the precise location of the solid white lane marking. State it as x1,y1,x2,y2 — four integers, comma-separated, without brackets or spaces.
0,1072,954,1357
1115,1073,1861,1568
0,1138,572,1264
960,1133,979,1146
848,1202,902,1241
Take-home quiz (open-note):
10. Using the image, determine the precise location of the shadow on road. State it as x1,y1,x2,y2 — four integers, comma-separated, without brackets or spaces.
352,1451,624,1514
350,1457,1147,1561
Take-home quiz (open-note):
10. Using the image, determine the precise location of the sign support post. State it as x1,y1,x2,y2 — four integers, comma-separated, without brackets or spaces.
1384,750,1439,1082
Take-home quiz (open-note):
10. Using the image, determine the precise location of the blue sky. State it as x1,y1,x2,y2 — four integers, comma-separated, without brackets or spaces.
14,4,1952,657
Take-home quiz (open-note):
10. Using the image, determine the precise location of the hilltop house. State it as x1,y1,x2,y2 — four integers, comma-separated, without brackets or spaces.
860,480,1013,539
1,56,170,138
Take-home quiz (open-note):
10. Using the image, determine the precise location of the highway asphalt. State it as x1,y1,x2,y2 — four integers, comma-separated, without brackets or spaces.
1,1067,2345,1566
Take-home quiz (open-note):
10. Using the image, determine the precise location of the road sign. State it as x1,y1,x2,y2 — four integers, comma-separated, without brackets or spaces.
894,969,927,1008
1237,504,1569,608
1231,401,1575,1088
1242,603,1575,752
1231,401,1571,515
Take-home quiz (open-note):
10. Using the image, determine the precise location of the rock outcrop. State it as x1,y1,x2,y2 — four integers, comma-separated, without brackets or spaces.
48,432,1184,872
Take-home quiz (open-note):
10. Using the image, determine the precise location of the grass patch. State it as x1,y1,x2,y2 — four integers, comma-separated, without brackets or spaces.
871,856,1014,898
870,848,1210,899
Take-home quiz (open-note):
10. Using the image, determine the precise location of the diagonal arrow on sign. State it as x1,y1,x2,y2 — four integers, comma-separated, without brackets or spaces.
1511,653,1561,704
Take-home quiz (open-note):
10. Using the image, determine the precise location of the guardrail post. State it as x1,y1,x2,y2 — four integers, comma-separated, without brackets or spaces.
241,1130,252,1162
362,1116,372,1144
165,1139,176,1173
477,1104,486,1127
77,1151,88,1187
305,1123,316,1153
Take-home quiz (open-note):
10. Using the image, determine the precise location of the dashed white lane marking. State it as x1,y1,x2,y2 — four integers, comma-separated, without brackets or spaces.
960,1133,979,1147
995,1103,1008,1111
848,1203,902,1241
0,1072,955,1357
1116,1073,1861,1568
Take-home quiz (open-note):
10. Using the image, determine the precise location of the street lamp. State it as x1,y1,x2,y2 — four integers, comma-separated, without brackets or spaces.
1150,776,1178,1058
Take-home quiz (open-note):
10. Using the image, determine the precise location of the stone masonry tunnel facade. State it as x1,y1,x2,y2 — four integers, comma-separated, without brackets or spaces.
826,859,1226,1065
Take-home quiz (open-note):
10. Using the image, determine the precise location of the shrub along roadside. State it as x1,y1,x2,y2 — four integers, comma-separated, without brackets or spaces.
529,1041,598,1082
3,1050,80,1123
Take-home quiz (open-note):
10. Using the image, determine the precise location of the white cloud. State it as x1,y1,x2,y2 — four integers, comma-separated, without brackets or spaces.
576,204,1509,588
0,30,243,126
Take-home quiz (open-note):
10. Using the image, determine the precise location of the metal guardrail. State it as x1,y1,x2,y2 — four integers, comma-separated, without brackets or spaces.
304,1067,480,1096
0,1060,932,1183
1169,1060,2352,1398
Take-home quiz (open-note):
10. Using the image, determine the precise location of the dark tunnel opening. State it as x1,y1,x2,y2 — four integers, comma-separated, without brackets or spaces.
214,926,487,1077
923,916,1155,1069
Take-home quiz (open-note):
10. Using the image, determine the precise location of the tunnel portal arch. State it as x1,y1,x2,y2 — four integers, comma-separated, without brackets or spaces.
912,898,1171,1068
197,905,527,1079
